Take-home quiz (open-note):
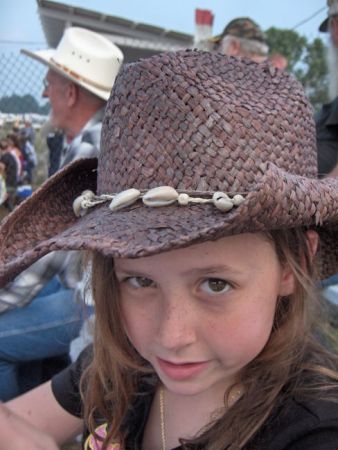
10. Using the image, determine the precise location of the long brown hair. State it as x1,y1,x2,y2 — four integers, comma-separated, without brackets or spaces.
82,229,338,449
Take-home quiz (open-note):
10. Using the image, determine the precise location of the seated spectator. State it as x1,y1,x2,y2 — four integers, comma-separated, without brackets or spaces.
0,251,92,401
0,139,20,211
23,119,35,144
19,131,37,184
6,133,24,183
0,26,123,401
0,161,7,206
47,129,64,177
210,17,269,62
316,0,338,316
316,0,338,177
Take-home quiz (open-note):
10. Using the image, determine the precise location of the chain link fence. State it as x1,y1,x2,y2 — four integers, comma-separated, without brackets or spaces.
0,52,51,185
0,52,49,114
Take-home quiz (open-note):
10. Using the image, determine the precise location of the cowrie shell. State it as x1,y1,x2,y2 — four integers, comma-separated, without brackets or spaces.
73,190,96,217
109,188,141,211
81,190,96,200
143,186,179,207
212,192,233,212
73,195,88,217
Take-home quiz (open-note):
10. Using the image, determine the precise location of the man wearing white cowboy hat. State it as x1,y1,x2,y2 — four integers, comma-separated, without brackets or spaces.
23,26,123,163
0,27,123,401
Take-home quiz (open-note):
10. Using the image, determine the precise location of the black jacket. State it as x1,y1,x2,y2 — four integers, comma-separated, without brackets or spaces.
316,97,338,176
52,347,338,450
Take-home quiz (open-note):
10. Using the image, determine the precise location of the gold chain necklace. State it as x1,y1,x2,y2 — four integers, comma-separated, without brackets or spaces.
159,385,167,450
159,384,243,450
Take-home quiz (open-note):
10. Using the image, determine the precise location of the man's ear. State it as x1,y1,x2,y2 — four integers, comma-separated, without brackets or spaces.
66,82,78,108
220,37,241,56
229,38,241,56
330,16,338,45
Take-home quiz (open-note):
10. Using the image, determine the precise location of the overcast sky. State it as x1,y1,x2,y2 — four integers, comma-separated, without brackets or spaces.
0,0,329,53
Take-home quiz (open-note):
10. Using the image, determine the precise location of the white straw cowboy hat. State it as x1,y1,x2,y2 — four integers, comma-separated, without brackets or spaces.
21,27,124,100
0,51,337,286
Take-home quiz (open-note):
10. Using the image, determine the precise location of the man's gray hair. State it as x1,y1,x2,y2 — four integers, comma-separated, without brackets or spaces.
220,34,269,57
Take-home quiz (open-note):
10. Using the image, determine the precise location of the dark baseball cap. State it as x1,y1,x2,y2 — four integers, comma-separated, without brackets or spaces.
211,17,267,44
319,0,338,32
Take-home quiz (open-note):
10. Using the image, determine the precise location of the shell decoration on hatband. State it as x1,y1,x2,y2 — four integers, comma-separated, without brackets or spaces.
72,186,245,218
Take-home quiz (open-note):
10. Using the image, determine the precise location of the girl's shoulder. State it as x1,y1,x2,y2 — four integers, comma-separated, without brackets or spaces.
247,391,338,450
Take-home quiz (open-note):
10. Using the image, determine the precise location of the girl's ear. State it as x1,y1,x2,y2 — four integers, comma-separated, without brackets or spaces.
305,230,319,261
278,264,295,297
278,230,319,297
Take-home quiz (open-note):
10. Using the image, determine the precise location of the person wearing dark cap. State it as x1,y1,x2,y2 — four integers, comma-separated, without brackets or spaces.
316,0,338,177
211,17,269,62
315,0,338,330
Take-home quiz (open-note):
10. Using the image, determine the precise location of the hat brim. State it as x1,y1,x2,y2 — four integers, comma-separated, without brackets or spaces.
0,157,337,286
319,17,329,32
21,49,111,100
209,34,222,43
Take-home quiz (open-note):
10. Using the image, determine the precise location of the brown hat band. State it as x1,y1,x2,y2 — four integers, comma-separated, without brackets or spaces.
72,187,246,217
50,58,112,91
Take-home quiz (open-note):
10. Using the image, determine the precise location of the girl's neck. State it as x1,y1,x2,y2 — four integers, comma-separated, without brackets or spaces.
143,380,239,450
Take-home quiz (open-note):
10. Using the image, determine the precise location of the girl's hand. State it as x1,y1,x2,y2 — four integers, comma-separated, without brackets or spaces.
0,403,59,450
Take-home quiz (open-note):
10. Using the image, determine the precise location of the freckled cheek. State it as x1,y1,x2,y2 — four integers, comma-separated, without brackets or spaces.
208,306,275,362
121,305,156,350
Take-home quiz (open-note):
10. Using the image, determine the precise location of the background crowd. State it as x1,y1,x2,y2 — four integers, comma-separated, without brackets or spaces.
0,122,37,211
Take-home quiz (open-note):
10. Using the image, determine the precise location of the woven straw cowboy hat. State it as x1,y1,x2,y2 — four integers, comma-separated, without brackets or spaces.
22,27,123,100
0,50,337,286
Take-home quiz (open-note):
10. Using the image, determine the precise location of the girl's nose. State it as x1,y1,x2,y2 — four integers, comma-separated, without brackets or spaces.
156,297,197,351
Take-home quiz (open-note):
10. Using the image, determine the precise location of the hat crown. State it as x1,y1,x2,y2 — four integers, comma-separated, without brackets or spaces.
221,17,267,43
99,50,317,195
53,27,123,90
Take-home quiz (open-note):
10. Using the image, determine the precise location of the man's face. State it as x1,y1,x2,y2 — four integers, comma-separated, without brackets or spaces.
218,35,267,63
42,69,71,130
330,14,338,45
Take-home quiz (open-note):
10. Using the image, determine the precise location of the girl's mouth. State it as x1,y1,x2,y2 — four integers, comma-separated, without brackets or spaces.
156,358,209,381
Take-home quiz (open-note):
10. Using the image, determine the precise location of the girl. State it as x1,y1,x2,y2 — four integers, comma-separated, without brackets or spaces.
1,50,338,450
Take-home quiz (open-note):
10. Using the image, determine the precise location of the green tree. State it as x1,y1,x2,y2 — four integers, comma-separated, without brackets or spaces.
0,94,49,115
266,27,329,111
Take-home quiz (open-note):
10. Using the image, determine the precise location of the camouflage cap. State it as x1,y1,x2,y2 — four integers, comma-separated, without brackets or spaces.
319,0,338,32
211,17,267,44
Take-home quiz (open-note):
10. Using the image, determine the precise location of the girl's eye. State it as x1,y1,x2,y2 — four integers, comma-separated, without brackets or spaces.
125,276,155,288
201,278,231,294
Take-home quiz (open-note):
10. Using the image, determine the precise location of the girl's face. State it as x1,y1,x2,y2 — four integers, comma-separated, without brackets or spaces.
115,233,294,397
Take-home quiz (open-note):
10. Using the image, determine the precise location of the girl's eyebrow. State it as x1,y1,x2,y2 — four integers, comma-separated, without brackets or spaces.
181,265,243,277
114,269,145,276
115,265,242,278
